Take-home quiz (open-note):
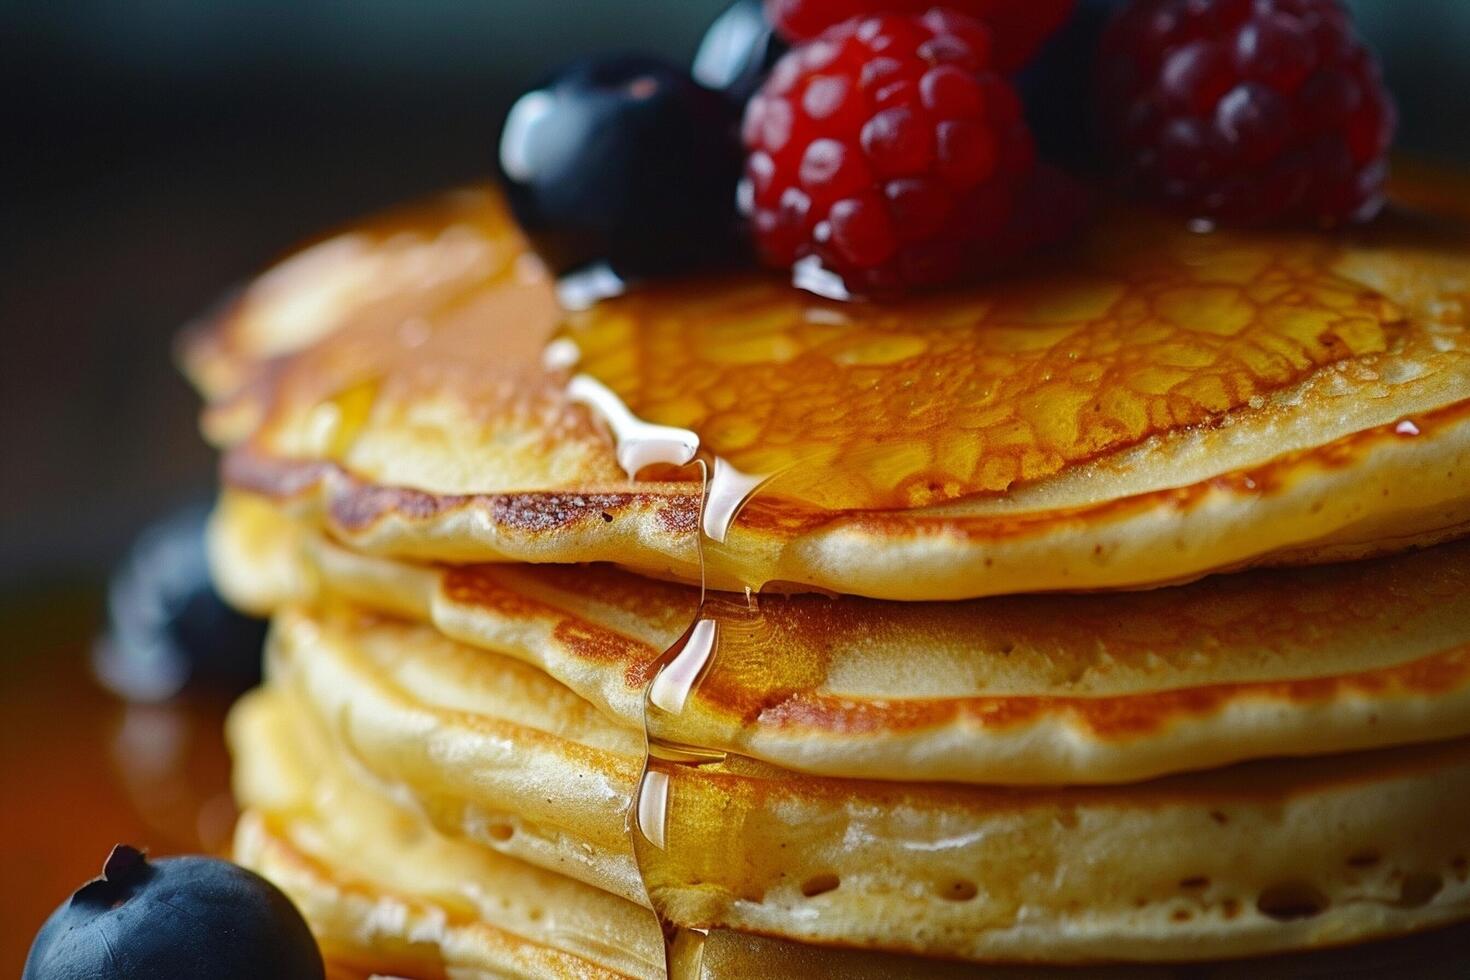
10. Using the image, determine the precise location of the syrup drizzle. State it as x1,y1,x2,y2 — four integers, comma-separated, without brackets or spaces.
548,333,782,978
632,477,728,980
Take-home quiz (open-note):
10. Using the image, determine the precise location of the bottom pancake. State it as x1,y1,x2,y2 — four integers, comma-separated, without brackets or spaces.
231,686,665,979
242,603,1470,964
230,687,1470,978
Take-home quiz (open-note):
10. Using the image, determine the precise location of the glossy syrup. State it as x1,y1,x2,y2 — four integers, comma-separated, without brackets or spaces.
547,333,790,979
553,212,1401,519
539,209,1414,977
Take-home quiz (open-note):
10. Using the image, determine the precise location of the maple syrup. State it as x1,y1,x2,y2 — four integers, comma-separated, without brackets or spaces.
539,206,1421,974
553,210,1402,519
547,329,785,975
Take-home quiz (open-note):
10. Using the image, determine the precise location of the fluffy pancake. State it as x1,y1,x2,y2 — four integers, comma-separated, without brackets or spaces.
231,687,1470,978
211,491,1470,785
199,170,1470,970
249,602,1470,962
184,178,1470,600
229,686,665,980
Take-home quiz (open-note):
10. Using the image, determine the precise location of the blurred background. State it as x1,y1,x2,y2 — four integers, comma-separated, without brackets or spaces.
0,0,1467,970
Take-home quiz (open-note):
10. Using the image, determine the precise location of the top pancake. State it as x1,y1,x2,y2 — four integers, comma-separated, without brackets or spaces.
183,175,1470,599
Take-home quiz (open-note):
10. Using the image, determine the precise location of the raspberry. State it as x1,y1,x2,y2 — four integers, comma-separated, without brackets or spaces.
1098,0,1396,225
740,9,1055,295
765,0,1076,73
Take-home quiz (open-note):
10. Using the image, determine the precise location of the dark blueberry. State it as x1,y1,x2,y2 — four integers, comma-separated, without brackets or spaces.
23,845,323,980
94,505,266,702
497,55,744,281
1019,0,1128,171
693,0,789,105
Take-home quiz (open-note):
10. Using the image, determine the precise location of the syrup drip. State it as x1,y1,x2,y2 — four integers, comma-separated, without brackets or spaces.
631,586,781,979
629,468,750,979
549,337,791,979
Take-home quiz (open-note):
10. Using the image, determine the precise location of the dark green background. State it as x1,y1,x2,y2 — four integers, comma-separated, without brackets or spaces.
2,1,1467,589
10,1,1467,159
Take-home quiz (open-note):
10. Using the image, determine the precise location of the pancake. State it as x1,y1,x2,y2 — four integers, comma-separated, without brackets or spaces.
183,177,1470,600
229,685,665,980
248,602,1470,962
194,168,1470,972
231,687,1470,978
178,189,531,410
211,491,1470,786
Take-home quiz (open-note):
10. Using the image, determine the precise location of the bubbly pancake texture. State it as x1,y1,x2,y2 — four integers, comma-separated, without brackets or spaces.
559,212,1398,510
231,689,1470,978
213,491,1470,785
247,602,1470,962
185,178,1470,599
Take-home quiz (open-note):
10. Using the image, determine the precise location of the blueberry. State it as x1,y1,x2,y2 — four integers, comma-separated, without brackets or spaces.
498,55,744,281
94,505,266,702
1019,0,1128,171
693,0,788,105
24,845,323,980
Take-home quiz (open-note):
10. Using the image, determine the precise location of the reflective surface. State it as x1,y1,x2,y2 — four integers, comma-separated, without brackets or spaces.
539,188,1470,973
556,212,1401,512
0,591,236,976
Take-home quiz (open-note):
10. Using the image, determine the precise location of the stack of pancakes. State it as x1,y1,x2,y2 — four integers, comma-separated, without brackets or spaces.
186,171,1470,977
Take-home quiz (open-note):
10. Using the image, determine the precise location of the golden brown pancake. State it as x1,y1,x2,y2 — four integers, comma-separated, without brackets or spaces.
198,169,1470,972
211,491,1470,786
241,603,1470,963
232,686,1470,978
183,178,1470,600
230,685,665,980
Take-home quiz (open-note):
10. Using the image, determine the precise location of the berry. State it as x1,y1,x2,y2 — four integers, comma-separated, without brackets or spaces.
498,56,743,280
24,845,323,980
94,505,266,702
694,0,790,105
1098,0,1396,225
740,9,1050,295
764,0,1076,72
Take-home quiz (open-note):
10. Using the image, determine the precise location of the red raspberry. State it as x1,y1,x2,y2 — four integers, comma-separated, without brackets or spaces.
1098,0,1396,225
741,9,1051,295
765,0,1076,73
